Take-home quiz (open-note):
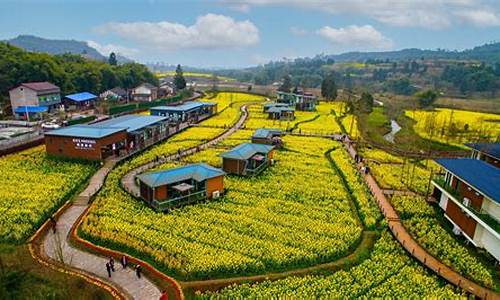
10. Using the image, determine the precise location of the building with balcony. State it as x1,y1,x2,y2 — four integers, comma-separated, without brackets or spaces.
150,101,217,123
136,163,225,211
276,91,317,111
251,128,283,147
220,143,275,176
431,158,500,261
9,82,61,118
466,142,500,168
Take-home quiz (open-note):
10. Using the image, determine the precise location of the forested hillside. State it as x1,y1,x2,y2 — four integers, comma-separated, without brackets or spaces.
0,43,157,105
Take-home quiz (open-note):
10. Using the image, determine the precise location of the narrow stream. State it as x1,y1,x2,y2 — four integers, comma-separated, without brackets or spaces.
383,119,402,143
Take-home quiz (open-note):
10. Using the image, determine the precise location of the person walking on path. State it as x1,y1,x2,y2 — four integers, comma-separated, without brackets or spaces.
106,262,112,278
135,265,142,279
49,216,57,234
121,255,128,269
109,257,115,272
159,290,168,300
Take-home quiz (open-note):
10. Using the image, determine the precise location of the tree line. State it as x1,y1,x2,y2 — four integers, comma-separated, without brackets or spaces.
0,42,158,105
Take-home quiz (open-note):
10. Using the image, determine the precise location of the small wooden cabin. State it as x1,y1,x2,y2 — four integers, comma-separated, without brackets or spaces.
220,143,275,176
267,106,295,120
136,163,225,211
251,128,283,147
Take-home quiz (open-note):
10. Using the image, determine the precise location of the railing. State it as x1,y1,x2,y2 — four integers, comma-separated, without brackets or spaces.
432,176,500,234
245,161,269,176
151,190,207,211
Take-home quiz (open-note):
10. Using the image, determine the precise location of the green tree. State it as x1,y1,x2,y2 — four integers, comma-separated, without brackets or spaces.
321,72,338,100
356,92,374,113
173,64,186,90
416,89,438,108
108,52,117,66
278,75,292,92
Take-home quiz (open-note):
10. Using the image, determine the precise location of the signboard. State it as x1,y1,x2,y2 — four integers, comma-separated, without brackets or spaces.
73,138,96,150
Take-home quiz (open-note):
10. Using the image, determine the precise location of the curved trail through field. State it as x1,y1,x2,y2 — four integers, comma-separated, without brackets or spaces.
34,104,250,300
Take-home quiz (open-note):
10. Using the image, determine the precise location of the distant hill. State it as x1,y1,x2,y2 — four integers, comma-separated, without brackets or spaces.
327,42,500,63
5,35,133,64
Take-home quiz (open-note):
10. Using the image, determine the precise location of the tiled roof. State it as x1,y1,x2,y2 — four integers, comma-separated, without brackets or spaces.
435,158,500,203
92,115,167,133
220,143,274,160
19,82,60,92
151,101,208,112
252,128,282,139
45,125,125,139
137,163,225,188
466,143,500,160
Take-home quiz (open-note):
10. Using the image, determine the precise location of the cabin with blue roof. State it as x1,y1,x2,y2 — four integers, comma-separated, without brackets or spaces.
431,158,500,261
45,115,168,160
267,106,295,120
136,163,225,211
63,92,98,110
263,102,289,113
220,143,275,176
251,128,283,147
150,101,217,123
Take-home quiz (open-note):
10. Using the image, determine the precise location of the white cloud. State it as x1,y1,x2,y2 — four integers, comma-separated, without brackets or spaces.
289,26,308,36
95,13,259,51
87,40,138,57
317,25,393,50
454,9,500,27
232,0,500,29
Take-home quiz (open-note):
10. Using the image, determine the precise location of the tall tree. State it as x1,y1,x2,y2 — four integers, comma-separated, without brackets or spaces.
108,52,117,66
173,64,186,90
278,75,292,92
321,73,338,100
356,92,374,113
416,89,438,108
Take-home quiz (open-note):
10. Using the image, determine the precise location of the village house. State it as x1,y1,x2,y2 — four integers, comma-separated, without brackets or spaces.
99,87,128,101
251,128,283,147
150,101,217,123
131,83,158,102
466,142,500,168
63,92,98,110
220,143,275,176
431,158,500,261
136,163,225,211
9,82,61,119
45,115,169,160
277,90,317,111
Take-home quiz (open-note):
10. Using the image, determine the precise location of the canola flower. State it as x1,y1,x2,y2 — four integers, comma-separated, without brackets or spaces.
406,108,500,146
391,195,495,288
0,146,96,242
198,230,464,299
80,94,364,280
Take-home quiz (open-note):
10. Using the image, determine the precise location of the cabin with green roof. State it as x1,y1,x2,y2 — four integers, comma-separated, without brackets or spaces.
220,143,275,176
136,163,225,211
251,128,283,147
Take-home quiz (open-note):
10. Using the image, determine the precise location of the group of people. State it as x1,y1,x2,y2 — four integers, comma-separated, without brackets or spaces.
105,255,142,279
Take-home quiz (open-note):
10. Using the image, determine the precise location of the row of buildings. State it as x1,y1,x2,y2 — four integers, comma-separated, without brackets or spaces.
8,81,173,119
137,128,280,211
431,143,500,262
43,100,219,161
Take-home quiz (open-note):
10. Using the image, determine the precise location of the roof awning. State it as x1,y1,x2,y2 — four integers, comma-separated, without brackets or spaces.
65,92,97,102
172,182,194,192
14,106,48,114
251,154,265,161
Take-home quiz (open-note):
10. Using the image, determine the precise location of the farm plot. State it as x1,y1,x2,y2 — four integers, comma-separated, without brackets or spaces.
406,108,500,146
295,102,343,134
390,195,497,290
80,134,363,280
198,230,463,299
0,146,96,242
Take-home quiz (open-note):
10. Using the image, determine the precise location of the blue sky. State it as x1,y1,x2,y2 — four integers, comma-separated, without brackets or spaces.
1,0,500,68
